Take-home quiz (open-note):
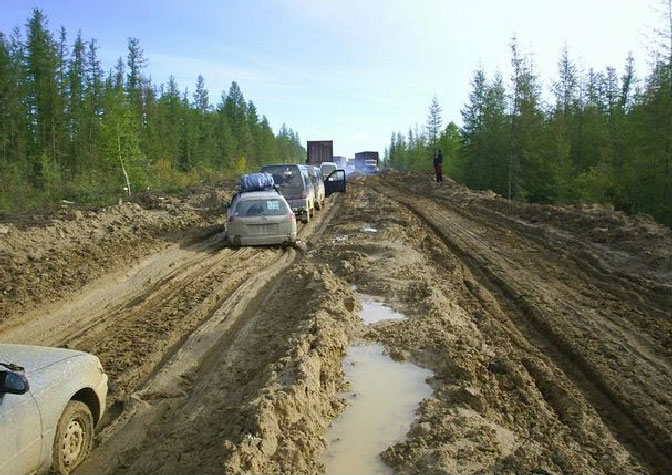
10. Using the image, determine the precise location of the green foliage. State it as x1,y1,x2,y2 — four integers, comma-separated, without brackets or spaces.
387,32,672,227
0,10,305,214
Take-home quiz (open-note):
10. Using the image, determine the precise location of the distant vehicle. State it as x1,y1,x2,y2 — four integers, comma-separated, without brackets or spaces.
320,161,338,179
324,169,347,195
0,344,108,475
306,166,326,210
319,161,347,195
346,158,356,174
355,151,379,174
261,164,315,223
224,190,297,246
306,140,334,166
333,155,347,169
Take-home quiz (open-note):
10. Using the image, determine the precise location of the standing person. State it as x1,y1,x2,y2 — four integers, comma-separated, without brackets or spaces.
433,149,443,183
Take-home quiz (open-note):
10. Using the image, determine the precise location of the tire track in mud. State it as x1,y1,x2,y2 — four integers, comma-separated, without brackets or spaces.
75,194,345,474
385,177,672,329
376,182,672,474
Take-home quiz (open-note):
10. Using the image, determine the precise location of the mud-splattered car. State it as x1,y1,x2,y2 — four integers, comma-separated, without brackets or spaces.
0,344,108,474
225,190,297,246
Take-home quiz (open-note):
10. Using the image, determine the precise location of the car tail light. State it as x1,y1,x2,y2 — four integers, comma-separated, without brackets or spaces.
301,191,306,199
286,212,295,222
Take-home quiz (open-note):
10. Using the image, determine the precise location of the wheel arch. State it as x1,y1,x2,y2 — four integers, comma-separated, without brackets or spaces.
71,387,101,426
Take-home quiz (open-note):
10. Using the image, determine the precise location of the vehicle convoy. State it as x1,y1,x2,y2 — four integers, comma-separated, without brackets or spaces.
306,166,326,210
0,344,108,475
260,164,315,223
355,151,380,174
305,140,334,166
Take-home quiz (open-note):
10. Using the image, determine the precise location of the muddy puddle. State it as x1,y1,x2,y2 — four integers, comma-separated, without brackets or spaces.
356,293,406,324
324,344,432,475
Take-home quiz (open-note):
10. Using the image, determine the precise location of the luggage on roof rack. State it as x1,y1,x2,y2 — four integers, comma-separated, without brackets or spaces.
240,172,275,192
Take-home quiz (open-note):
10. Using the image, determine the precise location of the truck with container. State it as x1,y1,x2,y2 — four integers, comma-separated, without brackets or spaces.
306,140,334,166
354,151,379,174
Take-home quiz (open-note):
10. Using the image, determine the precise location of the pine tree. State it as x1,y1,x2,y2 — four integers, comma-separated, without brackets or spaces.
126,37,147,122
426,95,442,147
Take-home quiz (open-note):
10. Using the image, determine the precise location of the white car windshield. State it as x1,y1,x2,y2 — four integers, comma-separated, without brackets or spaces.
235,199,287,216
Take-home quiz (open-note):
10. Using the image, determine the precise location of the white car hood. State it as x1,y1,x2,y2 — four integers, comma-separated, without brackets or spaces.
0,344,86,371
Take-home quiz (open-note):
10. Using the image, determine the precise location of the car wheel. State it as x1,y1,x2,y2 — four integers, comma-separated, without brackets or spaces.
53,400,94,474
315,200,321,211
302,210,310,223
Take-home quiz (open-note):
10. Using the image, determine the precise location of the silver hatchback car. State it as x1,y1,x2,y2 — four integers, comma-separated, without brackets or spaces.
0,344,108,475
225,190,297,246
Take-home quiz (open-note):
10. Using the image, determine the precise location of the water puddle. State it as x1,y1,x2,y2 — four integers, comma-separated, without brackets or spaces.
362,224,378,233
324,344,433,475
357,293,406,324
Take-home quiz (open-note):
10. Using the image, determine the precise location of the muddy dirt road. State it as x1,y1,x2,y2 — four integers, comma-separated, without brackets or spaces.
1,173,671,474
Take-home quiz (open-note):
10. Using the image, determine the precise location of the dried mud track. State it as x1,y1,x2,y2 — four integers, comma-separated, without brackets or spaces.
376,181,672,473
73,194,346,474
1,195,341,408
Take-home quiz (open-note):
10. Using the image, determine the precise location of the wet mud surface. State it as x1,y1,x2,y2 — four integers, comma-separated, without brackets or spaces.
1,172,671,474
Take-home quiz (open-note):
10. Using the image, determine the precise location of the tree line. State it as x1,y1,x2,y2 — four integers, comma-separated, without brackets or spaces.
0,9,305,213
387,33,672,227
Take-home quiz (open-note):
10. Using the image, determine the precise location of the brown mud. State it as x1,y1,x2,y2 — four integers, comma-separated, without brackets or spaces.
2,172,670,474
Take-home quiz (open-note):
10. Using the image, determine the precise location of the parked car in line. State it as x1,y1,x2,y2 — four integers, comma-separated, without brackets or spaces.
324,169,347,195
306,165,326,210
0,344,108,475
225,189,297,246
320,161,337,180
318,161,347,196
261,164,315,223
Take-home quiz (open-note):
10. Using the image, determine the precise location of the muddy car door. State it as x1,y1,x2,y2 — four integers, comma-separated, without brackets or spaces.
0,370,42,474
325,170,346,196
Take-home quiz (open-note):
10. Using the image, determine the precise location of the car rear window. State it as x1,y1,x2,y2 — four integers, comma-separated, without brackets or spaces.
262,166,303,188
234,199,287,216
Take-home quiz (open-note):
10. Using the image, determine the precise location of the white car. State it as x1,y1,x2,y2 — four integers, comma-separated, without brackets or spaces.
320,161,337,180
0,344,108,475
225,190,297,246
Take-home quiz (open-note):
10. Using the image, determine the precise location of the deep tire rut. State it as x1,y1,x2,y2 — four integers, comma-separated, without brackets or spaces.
376,182,672,474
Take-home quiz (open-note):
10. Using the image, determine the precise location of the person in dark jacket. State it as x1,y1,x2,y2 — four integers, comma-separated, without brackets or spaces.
433,149,443,183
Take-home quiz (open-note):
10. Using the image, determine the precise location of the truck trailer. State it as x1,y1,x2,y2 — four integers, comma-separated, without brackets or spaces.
354,151,379,174
306,140,334,165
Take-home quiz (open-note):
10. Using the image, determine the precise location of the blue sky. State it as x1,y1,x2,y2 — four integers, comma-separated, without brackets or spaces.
0,0,659,158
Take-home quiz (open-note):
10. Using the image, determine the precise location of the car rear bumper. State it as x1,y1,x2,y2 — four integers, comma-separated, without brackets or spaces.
235,233,297,246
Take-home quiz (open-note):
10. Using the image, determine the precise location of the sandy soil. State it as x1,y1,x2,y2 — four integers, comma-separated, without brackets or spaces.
2,172,671,474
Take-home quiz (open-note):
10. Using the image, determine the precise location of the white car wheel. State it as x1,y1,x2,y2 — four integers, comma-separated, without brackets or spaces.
53,401,93,474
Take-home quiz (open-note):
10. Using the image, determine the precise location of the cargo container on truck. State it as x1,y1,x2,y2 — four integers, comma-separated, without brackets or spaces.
306,140,334,165
354,151,379,174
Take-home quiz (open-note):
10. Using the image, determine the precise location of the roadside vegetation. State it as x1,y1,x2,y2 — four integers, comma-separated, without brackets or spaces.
0,9,305,214
387,9,672,227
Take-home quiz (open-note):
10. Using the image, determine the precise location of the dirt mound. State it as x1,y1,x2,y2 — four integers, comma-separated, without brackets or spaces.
0,189,232,323
219,265,359,474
